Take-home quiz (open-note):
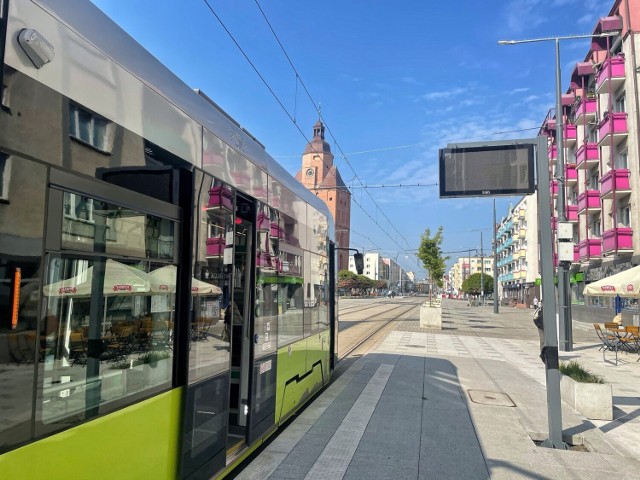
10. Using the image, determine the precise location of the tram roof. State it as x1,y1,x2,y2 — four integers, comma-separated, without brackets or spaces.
34,0,333,223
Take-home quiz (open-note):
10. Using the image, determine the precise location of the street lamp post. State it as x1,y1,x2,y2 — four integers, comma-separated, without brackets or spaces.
498,31,618,352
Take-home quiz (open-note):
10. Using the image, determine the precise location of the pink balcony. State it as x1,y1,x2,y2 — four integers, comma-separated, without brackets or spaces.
550,180,558,196
574,97,597,125
551,217,557,230
598,112,628,145
566,205,578,222
575,142,599,169
573,245,580,262
208,186,233,210
206,236,225,256
564,124,577,145
548,145,557,160
577,190,601,213
595,55,625,93
600,169,631,199
579,238,602,260
602,227,633,254
565,164,577,184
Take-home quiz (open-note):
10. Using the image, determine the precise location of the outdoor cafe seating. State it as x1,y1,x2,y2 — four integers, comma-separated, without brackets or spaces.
594,323,640,365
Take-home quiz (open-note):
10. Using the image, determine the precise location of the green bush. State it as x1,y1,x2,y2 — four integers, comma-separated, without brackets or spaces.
559,361,604,384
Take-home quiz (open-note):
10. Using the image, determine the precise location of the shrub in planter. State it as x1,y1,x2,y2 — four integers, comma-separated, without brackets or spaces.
559,361,611,420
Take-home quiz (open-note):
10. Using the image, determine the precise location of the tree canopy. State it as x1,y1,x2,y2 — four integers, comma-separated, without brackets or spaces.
416,227,449,288
337,270,376,290
461,273,494,296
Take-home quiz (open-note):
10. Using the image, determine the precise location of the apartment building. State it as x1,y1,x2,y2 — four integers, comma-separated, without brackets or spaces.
449,255,494,294
540,1,639,320
496,194,540,304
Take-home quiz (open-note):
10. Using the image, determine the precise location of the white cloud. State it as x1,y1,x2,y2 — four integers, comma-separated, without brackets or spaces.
421,87,467,101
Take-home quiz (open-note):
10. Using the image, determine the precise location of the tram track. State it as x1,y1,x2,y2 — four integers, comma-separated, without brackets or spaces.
337,302,418,360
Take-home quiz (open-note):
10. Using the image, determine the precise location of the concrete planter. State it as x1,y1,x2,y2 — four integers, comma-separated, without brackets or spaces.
420,303,442,329
560,375,612,420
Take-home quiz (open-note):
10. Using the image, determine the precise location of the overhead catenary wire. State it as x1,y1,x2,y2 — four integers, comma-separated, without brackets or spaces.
202,0,416,268
252,0,416,261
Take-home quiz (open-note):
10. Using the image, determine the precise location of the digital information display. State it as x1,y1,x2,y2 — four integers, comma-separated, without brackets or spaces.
439,144,535,198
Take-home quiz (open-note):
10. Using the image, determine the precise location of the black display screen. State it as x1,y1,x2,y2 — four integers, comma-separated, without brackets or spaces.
439,144,535,198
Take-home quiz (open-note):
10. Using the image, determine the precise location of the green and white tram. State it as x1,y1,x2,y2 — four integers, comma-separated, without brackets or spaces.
0,1,337,478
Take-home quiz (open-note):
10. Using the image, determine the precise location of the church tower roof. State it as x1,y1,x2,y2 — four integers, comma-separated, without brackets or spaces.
303,119,332,155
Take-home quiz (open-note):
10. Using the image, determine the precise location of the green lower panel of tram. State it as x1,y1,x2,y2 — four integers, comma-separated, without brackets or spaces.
0,390,182,480
275,329,331,424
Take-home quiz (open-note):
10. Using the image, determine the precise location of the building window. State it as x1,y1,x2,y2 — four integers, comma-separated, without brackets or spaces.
614,146,628,169
617,204,630,227
69,104,112,152
589,216,601,237
614,92,625,113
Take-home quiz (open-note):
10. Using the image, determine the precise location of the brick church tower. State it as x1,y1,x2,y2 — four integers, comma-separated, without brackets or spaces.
296,119,351,271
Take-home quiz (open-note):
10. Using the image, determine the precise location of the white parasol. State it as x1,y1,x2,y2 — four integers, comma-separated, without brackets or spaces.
43,259,150,297
583,265,640,297
149,265,221,296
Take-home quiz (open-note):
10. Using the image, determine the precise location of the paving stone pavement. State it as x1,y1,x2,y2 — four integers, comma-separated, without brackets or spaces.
234,299,640,480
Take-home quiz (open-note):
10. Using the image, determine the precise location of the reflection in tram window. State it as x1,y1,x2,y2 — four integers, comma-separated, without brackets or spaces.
189,173,233,384
38,257,176,426
61,192,174,259
255,203,278,358
277,212,304,347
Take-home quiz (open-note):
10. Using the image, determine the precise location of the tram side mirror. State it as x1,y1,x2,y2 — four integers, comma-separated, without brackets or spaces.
354,253,364,275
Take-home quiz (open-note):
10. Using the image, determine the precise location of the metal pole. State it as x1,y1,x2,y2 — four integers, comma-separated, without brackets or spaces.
555,39,573,352
493,199,499,314
480,232,484,306
537,134,566,449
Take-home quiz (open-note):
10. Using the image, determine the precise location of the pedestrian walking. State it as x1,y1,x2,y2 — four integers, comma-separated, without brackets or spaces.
532,296,539,309
533,303,544,353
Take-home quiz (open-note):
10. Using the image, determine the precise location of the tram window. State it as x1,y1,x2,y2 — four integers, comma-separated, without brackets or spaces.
188,174,233,384
37,256,175,427
277,213,304,347
255,203,278,358
61,192,174,259
0,157,46,453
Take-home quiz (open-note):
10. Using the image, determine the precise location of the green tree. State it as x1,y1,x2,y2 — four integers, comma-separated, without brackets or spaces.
461,273,494,296
417,227,449,302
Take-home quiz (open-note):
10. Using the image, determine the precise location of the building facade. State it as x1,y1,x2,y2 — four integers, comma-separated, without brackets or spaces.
450,255,494,294
296,120,351,271
496,194,540,304
540,1,640,320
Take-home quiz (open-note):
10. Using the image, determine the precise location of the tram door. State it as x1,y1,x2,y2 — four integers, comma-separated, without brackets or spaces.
227,196,278,448
227,196,253,447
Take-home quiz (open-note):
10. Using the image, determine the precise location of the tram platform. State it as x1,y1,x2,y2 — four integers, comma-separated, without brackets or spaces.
235,299,640,480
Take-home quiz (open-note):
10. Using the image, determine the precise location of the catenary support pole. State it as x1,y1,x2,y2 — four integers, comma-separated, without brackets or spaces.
536,134,566,449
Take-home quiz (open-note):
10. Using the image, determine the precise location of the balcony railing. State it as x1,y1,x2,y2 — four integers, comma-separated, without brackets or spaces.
573,245,580,263
549,145,557,160
575,142,599,169
566,205,578,222
595,55,625,93
574,97,597,125
602,227,633,254
564,123,577,145
579,238,601,260
598,112,628,146
550,180,558,197
600,168,631,199
565,164,578,184
577,190,601,213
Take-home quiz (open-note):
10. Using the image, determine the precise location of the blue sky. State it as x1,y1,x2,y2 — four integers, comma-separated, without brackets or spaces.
91,0,611,277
